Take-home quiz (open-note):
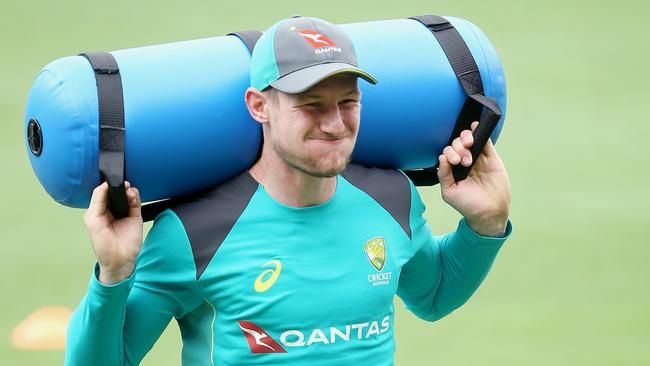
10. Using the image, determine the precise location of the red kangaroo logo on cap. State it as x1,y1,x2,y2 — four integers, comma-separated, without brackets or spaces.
298,29,337,48
239,320,287,354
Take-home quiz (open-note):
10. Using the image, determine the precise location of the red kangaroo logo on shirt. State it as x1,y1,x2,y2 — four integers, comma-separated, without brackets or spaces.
239,320,287,353
298,29,337,48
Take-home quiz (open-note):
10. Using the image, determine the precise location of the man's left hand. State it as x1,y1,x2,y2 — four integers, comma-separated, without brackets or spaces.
437,121,511,237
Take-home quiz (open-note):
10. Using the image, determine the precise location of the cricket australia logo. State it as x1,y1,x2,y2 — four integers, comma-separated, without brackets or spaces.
364,237,392,286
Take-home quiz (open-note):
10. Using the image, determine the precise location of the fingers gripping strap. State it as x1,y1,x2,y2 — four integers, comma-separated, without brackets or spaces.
80,52,128,218
405,15,501,185
451,95,501,180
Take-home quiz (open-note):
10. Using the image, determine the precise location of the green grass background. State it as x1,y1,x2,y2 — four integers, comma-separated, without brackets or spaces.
1,0,648,364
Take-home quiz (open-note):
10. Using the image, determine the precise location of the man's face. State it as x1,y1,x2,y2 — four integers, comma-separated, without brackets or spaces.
264,74,361,177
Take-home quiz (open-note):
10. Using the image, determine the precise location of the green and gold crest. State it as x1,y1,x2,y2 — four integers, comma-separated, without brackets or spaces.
364,237,386,271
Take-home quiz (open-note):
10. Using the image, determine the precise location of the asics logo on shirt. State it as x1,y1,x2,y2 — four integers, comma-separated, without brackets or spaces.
254,260,282,292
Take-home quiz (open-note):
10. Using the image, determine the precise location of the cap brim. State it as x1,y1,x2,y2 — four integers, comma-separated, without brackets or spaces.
270,62,378,94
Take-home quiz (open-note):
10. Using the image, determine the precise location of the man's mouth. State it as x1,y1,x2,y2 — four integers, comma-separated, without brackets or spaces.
308,136,346,144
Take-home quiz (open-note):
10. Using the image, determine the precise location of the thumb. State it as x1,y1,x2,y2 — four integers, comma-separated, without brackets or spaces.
481,137,496,158
126,188,142,219
437,155,456,190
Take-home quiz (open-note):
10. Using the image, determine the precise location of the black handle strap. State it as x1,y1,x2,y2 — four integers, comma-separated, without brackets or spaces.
450,94,501,180
142,199,173,222
405,15,502,185
80,52,129,218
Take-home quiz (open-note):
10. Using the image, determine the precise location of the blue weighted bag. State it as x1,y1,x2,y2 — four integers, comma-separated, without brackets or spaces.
24,15,506,218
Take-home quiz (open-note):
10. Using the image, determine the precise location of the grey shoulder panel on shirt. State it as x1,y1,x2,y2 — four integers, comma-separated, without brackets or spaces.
170,171,258,280
342,164,413,239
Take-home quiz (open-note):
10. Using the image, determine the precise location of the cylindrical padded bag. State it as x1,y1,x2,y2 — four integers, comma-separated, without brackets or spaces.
24,16,506,208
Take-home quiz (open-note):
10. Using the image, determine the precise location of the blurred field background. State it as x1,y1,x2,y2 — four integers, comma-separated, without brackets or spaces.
1,0,649,364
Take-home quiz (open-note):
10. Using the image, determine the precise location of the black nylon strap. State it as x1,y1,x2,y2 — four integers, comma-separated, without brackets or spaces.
142,199,173,222
228,30,263,54
405,15,502,186
451,94,501,180
80,52,129,218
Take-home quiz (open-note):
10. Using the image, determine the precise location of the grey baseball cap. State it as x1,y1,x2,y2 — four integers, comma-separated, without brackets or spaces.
249,16,377,93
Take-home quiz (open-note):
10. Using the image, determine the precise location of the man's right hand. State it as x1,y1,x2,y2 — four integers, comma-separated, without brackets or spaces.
83,181,143,285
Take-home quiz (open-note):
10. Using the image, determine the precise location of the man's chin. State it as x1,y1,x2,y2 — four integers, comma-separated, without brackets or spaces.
291,156,350,178
302,167,343,178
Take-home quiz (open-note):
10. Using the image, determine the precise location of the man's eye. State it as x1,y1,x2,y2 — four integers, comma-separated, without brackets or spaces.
340,99,359,105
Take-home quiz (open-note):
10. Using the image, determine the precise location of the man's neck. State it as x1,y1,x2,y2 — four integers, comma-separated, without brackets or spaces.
249,151,337,208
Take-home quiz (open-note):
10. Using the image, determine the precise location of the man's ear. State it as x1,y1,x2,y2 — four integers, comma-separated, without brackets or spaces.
245,87,270,124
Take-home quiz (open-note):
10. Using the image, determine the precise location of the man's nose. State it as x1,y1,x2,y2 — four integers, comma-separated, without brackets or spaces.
319,104,345,136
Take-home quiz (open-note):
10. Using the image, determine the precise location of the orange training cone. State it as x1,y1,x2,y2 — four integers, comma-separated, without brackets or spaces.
10,306,72,350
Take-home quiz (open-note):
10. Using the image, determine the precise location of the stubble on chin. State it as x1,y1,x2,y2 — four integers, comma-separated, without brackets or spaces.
295,155,350,178
275,141,351,178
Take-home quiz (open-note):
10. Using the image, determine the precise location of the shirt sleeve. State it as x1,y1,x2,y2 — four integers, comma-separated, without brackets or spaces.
65,209,203,366
396,180,512,322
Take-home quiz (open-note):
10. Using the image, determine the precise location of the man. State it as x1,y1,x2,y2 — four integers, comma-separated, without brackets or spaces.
66,16,511,366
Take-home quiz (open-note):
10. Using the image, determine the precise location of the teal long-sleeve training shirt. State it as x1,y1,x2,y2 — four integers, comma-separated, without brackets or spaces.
65,164,512,366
